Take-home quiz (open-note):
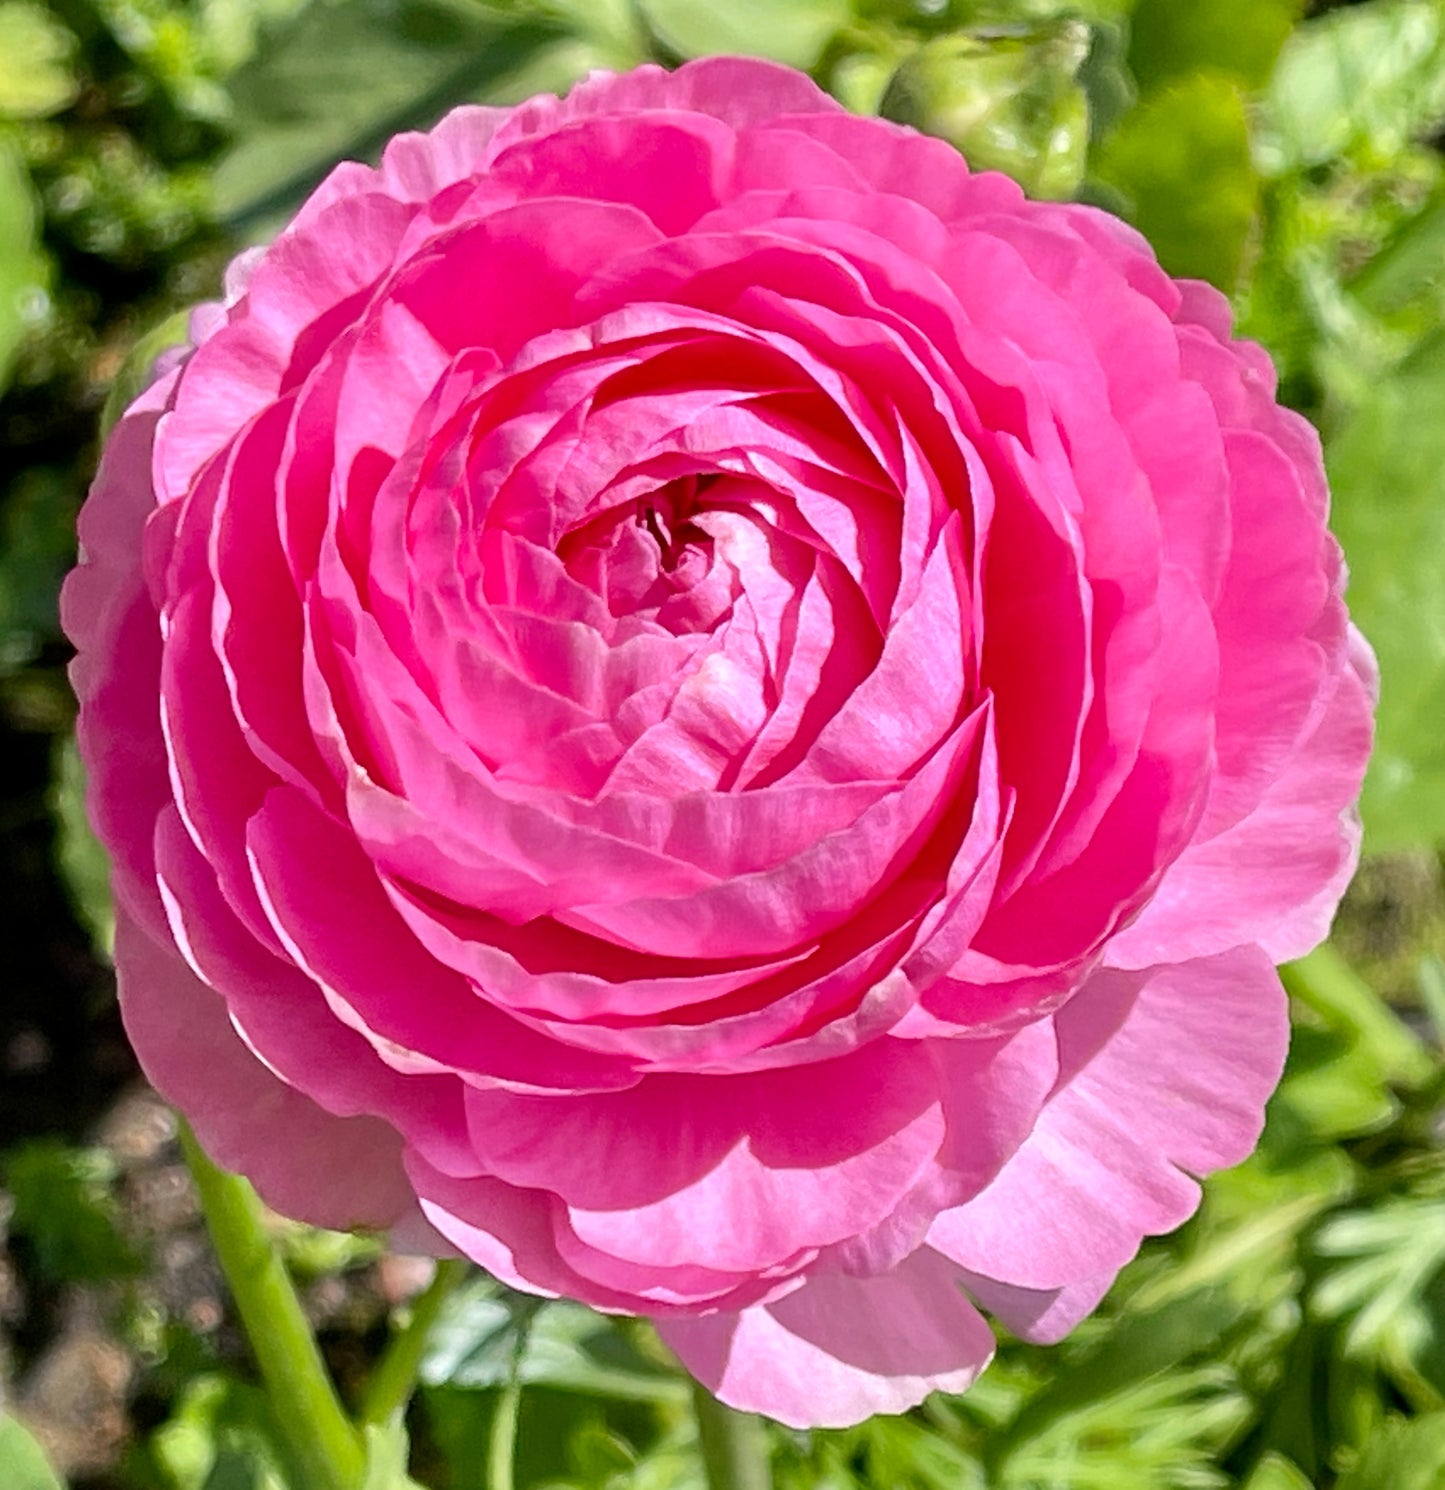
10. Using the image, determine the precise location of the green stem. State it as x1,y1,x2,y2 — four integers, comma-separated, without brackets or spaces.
360,1257,470,1427
691,1380,773,1490
178,1120,366,1490
488,1379,521,1490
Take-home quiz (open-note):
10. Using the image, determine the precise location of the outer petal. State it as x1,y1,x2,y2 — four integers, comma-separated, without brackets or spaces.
657,1248,994,1428
1108,626,1375,968
929,946,1289,1290
113,905,416,1232
958,1268,1116,1345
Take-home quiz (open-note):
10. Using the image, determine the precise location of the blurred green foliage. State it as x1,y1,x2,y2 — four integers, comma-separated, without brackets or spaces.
1,1,1444,1487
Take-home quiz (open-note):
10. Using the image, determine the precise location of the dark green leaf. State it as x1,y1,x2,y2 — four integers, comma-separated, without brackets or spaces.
3,1138,142,1285
50,735,114,956
0,466,81,678
422,1279,684,1403
212,0,565,227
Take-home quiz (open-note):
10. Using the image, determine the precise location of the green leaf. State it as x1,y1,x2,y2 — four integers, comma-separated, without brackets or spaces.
1093,73,1258,289
995,1363,1249,1489
1312,1197,1445,1361
422,1383,667,1490
880,21,1092,200
1325,332,1445,848
212,0,565,227
1275,1025,1399,1141
3,1138,142,1286
359,1421,427,1490
0,1,78,120
1335,1412,1445,1490
0,465,82,677
1129,0,1301,95
51,735,115,956
0,1415,65,1490
1281,945,1435,1090
99,308,192,440
0,138,49,393
1241,1452,1314,1490
1348,185,1445,321
992,1286,1249,1459
636,0,847,71
1265,0,1445,169
150,1375,297,1490
422,1279,685,1404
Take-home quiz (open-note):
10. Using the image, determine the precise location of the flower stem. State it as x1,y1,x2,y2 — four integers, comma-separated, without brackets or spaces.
488,1379,522,1490
691,1380,773,1490
177,1120,366,1490
360,1257,470,1427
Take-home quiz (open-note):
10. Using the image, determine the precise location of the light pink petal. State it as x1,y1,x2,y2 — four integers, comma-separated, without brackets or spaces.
929,947,1288,1290
959,1267,1117,1345
658,1248,995,1429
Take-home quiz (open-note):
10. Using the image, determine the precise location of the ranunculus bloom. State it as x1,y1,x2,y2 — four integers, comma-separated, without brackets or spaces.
66,58,1373,1426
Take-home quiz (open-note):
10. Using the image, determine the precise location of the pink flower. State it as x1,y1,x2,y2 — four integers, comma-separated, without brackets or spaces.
66,58,1373,1427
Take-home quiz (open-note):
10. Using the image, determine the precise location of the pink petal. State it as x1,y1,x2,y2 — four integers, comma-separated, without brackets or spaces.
658,1248,995,1429
929,946,1288,1289
113,905,415,1231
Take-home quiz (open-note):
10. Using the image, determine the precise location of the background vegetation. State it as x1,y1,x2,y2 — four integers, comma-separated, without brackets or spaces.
2,0,1445,1485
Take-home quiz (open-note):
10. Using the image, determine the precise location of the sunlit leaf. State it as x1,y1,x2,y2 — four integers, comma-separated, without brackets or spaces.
1275,1024,1400,1141
1093,73,1258,289
0,139,49,393
1129,0,1301,95
1313,1197,1445,1362
1281,946,1435,1089
1335,1411,1445,1490
0,1415,65,1490
636,0,847,71
1265,0,1445,169
880,20,1091,199
0,1,78,119
1325,331,1445,848
1242,1451,1315,1490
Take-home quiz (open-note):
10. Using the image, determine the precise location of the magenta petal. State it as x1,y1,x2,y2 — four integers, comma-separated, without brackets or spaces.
67,57,1372,1430
1108,627,1375,967
658,1248,995,1428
